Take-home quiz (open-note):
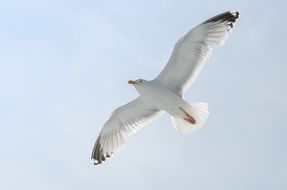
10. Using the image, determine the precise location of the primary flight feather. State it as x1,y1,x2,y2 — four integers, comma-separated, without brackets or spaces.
91,11,239,165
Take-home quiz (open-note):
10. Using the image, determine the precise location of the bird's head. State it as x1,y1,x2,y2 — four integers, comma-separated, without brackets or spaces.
128,79,147,86
128,79,150,95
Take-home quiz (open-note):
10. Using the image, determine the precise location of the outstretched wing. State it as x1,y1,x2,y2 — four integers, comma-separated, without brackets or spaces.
91,97,163,165
156,11,239,95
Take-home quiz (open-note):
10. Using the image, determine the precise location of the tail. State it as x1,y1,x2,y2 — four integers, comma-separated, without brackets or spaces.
171,102,209,134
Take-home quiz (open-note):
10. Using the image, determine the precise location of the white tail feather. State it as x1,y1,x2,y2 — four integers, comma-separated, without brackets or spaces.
171,102,209,134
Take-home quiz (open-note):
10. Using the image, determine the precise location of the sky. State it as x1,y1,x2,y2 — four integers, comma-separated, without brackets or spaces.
0,0,287,189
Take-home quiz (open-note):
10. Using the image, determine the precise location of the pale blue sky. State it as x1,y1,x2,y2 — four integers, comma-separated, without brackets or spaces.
1,0,286,190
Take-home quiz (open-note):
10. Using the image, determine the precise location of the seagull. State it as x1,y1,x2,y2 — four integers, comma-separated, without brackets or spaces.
91,11,239,165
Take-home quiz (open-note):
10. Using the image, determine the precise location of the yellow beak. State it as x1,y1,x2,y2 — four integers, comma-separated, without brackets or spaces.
128,80,136,85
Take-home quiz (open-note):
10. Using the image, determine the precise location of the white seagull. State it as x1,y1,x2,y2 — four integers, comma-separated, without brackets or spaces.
91,11,239,165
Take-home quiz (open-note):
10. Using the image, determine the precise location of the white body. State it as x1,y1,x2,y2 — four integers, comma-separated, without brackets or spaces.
135,80,187,117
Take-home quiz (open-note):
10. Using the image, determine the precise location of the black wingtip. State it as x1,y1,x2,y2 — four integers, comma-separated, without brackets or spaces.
91,135,114,166
203,10,240,27
91,136,105,166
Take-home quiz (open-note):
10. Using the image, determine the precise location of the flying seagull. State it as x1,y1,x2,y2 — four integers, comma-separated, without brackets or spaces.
91,10,239,165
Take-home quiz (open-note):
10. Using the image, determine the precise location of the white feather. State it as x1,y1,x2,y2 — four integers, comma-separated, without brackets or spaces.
91,97,163,164
156,11,239,95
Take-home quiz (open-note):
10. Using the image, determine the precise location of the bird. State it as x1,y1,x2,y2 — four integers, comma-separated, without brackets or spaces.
91,10,239,165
